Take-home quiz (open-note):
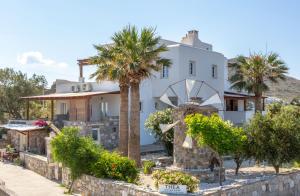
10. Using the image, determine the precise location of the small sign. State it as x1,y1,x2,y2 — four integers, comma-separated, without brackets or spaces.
159,184,187,194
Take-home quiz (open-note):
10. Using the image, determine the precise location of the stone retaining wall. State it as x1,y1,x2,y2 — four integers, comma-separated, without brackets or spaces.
62,168,163,196
19,151,300,196
62,167,300,196
0,179,17,196
206,170,300,196
19,152,61,181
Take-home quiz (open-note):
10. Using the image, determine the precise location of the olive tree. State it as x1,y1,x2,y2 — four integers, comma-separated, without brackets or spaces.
185,113,248,184
51,127,101,193
246,104,300,174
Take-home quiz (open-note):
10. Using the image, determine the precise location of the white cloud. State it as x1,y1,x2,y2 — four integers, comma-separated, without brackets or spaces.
17,51,68,68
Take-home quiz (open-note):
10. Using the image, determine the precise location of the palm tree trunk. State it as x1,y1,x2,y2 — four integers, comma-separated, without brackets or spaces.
119,84,129,156
254,94,262,113
128,82,141,167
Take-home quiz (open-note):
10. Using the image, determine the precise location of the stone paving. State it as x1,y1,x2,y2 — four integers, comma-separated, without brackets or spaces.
0,162,69,196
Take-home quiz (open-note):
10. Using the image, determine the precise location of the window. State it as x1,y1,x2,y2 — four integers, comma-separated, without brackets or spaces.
92,129,98,141
212,64,217,78
226,99,238,111
100,102,108,117
189,61,196,76
161,65,169,78
60,103,67,114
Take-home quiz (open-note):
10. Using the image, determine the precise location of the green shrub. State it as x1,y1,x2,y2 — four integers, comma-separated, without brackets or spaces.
51,127,102,193
152,170,199,192
145,108,174,155
143,160,156,174
91,151,139,183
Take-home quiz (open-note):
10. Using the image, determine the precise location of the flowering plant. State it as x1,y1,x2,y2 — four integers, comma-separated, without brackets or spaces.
33,120,48,127
152,170,199,192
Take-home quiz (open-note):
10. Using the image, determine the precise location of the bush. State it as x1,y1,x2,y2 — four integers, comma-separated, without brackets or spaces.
145,108,174,155
152,170,199,193
246,104,300,174
51,127,102,193
143,160,156,174
91,151,139,183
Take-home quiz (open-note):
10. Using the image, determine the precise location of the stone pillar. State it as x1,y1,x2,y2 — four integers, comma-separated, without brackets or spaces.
173,104,219,170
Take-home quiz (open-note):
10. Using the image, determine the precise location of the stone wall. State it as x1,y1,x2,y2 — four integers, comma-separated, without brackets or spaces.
6,129,49,154
173,104,220,170
0,179,17,196
19,152,61,181
62,168,163,196
206,170,300,196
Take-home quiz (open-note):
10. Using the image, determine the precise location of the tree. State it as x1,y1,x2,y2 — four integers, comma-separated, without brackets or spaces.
50,127,101,193
185,113,247,184
246,104,300,174
0,68,47,120
90,44,130,156
112,25,171,166
229,53,288,113
145,108,174,156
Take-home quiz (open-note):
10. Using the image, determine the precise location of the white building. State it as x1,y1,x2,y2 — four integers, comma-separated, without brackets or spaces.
23,30,265,146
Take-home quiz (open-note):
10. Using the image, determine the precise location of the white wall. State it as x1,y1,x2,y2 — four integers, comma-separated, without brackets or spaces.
90,94,120,121
54,32,228,145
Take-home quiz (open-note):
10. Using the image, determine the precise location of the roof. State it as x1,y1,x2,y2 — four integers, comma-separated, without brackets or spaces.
0,124,45,132
224,91,267,98
21,91,120,100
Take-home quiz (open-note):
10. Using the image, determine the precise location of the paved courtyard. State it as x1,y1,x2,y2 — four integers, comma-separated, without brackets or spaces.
0,162,69,196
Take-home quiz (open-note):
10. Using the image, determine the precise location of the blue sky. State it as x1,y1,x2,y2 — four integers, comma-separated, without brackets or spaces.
0,0,299,86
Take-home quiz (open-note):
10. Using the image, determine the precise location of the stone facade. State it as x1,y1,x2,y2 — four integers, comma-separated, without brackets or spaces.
172,104,225,182
63,118,119,150
7,129,49,154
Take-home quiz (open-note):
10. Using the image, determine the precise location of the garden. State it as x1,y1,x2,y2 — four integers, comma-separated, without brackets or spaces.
50,102,300,195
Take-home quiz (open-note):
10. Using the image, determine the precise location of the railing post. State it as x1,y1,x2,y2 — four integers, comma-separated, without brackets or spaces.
51,100,54,121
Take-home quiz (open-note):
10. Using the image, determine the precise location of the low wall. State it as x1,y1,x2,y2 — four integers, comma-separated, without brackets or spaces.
19,152,61,181
62,168,163,196
19,151,300,196
0,179,17,196
206,170,300,196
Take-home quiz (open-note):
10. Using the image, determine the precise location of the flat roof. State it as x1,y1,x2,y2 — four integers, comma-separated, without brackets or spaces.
21,91,120,100
0,124,45,132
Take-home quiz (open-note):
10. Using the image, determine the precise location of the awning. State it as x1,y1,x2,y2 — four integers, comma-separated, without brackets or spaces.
224,91,267,99
21,91,120,100
0,124,45,132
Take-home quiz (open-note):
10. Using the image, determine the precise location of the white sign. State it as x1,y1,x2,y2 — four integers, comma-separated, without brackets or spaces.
159,184,187,194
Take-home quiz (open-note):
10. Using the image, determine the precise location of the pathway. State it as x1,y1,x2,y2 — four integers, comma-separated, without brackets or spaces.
0,162,69,196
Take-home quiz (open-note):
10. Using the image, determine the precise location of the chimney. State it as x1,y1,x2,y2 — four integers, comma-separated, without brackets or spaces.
181,30,200,46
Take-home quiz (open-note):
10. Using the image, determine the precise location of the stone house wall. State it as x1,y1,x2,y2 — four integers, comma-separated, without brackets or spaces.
6,129,49,154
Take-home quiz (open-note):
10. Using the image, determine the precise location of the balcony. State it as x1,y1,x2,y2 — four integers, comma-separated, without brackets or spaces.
224,111,254,125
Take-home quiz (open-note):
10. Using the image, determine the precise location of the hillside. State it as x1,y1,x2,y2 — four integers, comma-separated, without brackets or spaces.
265,75,300,102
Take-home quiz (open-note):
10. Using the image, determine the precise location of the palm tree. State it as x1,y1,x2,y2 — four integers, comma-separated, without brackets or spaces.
112,26,171,166
89,44,130,156
229,52,288,113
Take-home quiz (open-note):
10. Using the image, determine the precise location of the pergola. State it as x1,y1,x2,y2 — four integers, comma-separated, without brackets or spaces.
21,91,120,121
